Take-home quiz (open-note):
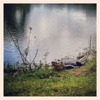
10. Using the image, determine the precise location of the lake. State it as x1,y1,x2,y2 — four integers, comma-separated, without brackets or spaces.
4,4,96,65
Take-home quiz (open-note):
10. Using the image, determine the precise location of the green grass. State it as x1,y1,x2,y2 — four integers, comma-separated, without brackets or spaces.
4,58,96,96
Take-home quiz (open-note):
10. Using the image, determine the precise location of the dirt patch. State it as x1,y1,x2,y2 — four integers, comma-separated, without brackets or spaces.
71,68,86,76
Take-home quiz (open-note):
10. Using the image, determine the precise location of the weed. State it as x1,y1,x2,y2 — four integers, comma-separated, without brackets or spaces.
4,58,96,96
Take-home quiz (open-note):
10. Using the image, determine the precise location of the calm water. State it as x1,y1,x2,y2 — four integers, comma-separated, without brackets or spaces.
4,4,96,65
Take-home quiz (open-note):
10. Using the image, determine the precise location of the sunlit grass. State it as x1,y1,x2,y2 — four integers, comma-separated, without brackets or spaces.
4,58,96,96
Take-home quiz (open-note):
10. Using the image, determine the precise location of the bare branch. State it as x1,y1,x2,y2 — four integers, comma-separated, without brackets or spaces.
8,30,30,64
31,49,38,64
8,28,39,71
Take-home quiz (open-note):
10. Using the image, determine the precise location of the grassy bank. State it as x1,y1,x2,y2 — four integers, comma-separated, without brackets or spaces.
4,57,96,96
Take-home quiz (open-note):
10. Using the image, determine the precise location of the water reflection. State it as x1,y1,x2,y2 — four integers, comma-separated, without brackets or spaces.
4,4,31,34
4,4,96,65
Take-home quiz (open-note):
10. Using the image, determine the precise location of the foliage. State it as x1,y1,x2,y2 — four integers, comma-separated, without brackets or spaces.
4,57,96,96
